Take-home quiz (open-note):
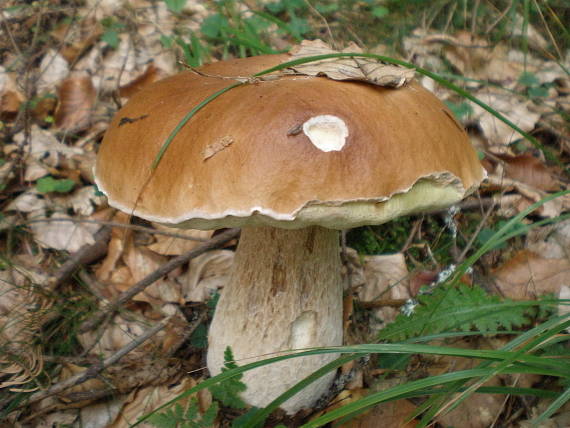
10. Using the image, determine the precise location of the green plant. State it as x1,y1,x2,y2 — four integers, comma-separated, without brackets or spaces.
378,283,537,342
209,346,247,409
100,17,125,49
163,0,187,15
148,399,219,428
36,176,75,193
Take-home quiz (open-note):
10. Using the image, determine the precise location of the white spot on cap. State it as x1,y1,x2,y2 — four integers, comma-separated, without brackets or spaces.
302,115,348,152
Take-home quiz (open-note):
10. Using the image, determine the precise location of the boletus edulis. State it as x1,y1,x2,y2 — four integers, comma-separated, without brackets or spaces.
95,51,485,414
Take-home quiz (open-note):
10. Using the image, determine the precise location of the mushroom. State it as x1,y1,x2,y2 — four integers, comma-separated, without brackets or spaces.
95,54,485,414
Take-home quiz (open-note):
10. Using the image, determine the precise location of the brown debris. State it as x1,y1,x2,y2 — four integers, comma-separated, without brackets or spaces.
55,73,97,132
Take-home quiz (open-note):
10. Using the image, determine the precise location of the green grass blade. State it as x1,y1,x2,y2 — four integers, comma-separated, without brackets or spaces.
532,386,570,426
150,82,243,170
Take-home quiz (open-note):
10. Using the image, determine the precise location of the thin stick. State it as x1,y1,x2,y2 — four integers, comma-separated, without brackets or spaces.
79,228,239,333
47,226,111,290
20,217,210,242
26,316,173,406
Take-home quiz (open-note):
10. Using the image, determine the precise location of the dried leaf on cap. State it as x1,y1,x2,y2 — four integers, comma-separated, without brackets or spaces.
286,39,414,88
202,136,234,161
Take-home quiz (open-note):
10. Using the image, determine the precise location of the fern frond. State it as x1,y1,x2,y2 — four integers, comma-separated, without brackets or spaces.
379,284,535,342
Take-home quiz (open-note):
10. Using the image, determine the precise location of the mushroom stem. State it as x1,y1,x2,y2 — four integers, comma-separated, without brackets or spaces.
207,225,343,414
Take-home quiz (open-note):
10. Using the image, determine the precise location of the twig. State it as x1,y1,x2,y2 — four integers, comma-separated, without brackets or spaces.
359,299,407,309
304,0,336,49
47,226,112,290
457,194,497,263
79,228,240,333
20,217,210,242
23,308,207,422
26,315,173,407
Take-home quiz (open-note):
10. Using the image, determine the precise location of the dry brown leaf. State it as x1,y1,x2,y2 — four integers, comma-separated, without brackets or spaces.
96,211,131,283
493,250,570,299
343,396,417,428
183,249,234,302
0,66,24,118
118,64,166,99
123,237,182,305
12,125,83,181
30,211,100,253
5,191,47,213
202,136,235,160
108,378,211,428
287,39,414,88
485,175,570,218
527,220,570,259
472,91,540,147
499,154,559,191
358,253,410,330
423,339,505,428
148,225,213,256
0,268,49,391
37,49,69,94
55,73,97,131
434,31,492,77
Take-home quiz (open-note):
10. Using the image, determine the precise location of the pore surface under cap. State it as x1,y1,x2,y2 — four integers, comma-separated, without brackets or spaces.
95,54,484,229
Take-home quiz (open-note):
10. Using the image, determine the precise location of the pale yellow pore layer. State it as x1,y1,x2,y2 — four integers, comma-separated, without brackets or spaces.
137,172,470,230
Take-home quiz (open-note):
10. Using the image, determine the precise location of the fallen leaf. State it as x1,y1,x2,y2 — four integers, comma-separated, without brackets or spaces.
0,66,24,118
123,237,182,305
55,73,97,132
12,125,83,181
37,49,69,94
493,250,570,299
29,211,99,253
107,378,208,428
499,153,559,191
287,39,414,88
472,91,540,147
527,219,570,259
358,253,411,331
485,175,570,218
78,311,186,358
5,191,47,213
148,226,213,256
118,64,166,99
96,211,131,283
183,250,234,302
342,396,417,428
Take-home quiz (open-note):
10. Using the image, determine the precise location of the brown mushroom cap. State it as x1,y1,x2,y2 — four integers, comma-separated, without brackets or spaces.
95,54,484,229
